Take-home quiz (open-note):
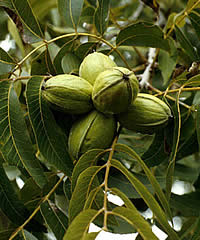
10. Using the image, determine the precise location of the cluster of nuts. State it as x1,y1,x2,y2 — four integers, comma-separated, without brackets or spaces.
42,52,172,160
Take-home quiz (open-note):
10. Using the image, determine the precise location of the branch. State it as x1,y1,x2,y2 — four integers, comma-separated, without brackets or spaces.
139,48,157,88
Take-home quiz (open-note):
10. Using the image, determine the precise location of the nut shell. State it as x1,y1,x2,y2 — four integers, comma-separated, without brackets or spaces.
79,52,117,85
117,93,172,134
68,110,117,159
43,74,93,114
92,67,139,114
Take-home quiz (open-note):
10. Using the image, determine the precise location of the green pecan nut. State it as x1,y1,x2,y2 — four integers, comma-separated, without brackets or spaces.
117,93,172,134
68,110,117,159
92,67,139,114
42,74,93,114
79,52,116,85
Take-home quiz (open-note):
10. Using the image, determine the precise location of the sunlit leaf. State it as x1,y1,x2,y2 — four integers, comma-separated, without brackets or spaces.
110,159,179,239
108,169,166,199
26,76,73,176
94,0,110,35
115,143,172,222
116,22,170,51
63,209,98,240
112,206,158,240
186,0,200,10
71,149,105,191
83,232,100,240
83,186,103,210
8,18,25,57
69,166,102,223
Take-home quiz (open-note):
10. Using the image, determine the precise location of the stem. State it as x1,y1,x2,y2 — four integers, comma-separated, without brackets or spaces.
103,127,122,231
139,48,157,88
12,32,131,73
166,86,182,201
9,175,65,240
150,85,192,110
12,42,47,73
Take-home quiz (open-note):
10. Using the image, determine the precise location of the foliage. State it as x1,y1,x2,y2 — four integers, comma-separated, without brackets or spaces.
0,0,200,239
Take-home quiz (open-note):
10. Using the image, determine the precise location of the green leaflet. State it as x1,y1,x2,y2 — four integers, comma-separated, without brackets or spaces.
11,0,43,39
26,76,73,176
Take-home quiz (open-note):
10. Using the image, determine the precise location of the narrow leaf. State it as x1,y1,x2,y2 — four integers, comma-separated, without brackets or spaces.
109,171,166,199
26,76,73,176
191,217,200,240
8,18,25,57
0,164,28,225
58,0,84,30
189,11,200,40
111,159,179,239
61,53,81,74
112,206,158,240
63,209,98,240
22,230,39,240
0,164,45,232
0,0,14,10
141,131,168,167
116,22,170,51
40,200,68,240
31,49,56,76
94,0,110,35
0,81,20,165
0,229,16,240
196,105,200,152
115,143,172,222
175,26,199,61
158,38,178,85
83,186,103,211
110,187,139,210
71,149,104,191
83,232,100,240
8,84,47,188
11,0,43,39
170,192,200,217
53,38,76,74
69,166,102,223
0,47,15,75
165,104,180,200
74,42,98,60
187,0,200,10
